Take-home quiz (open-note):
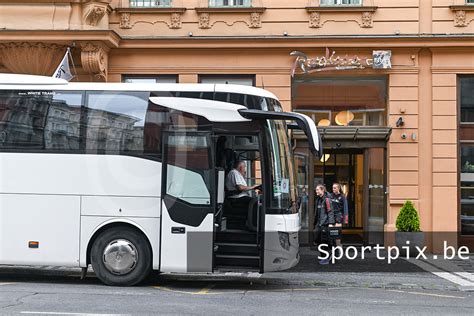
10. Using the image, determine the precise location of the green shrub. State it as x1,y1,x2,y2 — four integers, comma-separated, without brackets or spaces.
396,200,421,232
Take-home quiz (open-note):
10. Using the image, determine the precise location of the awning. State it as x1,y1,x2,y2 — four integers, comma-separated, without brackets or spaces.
293,126,392,144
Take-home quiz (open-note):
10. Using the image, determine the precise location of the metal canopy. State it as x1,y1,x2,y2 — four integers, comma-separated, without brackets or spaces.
293,126,392,147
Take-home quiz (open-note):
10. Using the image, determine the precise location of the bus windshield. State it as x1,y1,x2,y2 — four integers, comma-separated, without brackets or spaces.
266,119,297,213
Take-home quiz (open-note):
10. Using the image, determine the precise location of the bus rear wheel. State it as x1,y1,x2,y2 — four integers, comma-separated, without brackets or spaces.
90,227,152,286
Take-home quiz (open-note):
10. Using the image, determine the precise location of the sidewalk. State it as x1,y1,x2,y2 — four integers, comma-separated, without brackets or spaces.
0,247,472,292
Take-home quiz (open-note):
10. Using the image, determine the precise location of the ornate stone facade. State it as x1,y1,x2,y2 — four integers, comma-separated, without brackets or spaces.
82,2,110,27
454,10,467,27
170,13,182,29
361,11,374,28
119,13,132,29
80,42,108,81
0,42,68,75
199,13,211,29
309,12,321,28
249,12,262,28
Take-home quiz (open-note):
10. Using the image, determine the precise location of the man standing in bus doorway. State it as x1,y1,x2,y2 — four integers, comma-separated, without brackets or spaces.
314,184,335,265
331,182,349,248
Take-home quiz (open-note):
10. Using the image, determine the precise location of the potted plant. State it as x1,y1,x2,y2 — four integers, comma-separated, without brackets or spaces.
395,200,424,257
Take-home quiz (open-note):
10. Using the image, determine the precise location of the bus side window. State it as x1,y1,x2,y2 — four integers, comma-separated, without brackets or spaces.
165,134,212,205
85,91,148,155
0,91,48,150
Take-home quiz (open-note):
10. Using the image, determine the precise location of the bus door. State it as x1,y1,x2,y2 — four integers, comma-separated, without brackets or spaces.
159,131,216,273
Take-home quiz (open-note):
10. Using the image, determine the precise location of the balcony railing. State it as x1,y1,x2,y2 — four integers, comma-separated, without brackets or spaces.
320,0,362,5
130,0,171,7
209,0,252,7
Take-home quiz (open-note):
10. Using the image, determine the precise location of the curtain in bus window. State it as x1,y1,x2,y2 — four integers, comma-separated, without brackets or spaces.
0,91,48,150
85,91,149,154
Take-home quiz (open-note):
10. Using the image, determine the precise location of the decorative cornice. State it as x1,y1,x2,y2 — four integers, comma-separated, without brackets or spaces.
306,6,377,12
450,5,474,11
306,6,377,29
0,0,110,3
193,7,266,29
115,8,187,30
194,7,266,14
115,8,186,14
0,30,121,48
0,42,68,75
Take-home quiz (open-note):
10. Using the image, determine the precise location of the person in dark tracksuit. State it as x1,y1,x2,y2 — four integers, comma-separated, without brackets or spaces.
331,183,349,247
314,184,335,265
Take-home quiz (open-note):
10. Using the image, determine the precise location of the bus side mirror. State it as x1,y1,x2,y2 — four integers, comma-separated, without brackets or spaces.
217,169,225,204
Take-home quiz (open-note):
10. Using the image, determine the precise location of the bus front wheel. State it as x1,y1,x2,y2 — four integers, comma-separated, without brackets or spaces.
90,227,152,286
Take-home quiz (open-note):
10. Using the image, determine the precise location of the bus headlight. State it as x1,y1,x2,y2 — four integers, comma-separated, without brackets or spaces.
278,232,290,251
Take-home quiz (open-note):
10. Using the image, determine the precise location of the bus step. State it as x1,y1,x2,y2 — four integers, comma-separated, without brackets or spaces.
215,230,257,244
215,243,259,256
215,254,260,268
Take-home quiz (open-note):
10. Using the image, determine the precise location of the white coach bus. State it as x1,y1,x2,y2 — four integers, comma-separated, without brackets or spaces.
0,74,321,286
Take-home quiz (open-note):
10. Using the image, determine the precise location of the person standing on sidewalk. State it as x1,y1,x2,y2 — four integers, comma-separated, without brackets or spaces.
331,182,348,247
314,184,335,265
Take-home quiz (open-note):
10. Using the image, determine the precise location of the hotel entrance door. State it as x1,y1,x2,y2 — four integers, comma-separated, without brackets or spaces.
302,148,386,246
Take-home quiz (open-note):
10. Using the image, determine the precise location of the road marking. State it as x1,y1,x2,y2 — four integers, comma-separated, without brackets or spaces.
407,258,474,287
195,284,215,294
388,290,465,299
21,312,129,316
455,271,474,283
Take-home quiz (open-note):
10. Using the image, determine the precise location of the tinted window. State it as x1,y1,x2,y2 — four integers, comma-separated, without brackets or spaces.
85,91,148,154
0,90,83,151
45,91,83,150
461,77,474,123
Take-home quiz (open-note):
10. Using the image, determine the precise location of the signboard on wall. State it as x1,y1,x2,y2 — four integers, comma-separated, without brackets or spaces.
290,48,392,76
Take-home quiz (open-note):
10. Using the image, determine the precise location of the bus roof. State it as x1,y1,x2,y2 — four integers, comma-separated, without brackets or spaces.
0,73,278,100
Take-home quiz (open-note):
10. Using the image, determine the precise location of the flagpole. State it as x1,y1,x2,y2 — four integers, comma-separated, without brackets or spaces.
67,47,79,81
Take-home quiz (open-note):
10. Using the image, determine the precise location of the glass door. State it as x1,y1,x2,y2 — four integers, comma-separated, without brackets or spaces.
160,131,215,273
364,148,386,245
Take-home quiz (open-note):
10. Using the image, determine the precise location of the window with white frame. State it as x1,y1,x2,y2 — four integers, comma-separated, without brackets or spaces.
122,75,178,83
130,0,171,7
467,0,474,4
199,75,254,86
320,0,362,5
209,0,251,7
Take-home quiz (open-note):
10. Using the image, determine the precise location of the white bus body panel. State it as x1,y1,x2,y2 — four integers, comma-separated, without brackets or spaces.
160,202,214,273
0,194,80,266
0,153,161,197
264,213,300,272
0,153,162,268
81,196,161,218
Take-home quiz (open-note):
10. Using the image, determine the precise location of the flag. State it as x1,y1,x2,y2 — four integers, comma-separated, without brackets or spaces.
52,48,74,81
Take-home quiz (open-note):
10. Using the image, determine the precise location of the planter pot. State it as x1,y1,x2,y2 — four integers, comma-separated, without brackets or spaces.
395,232,425,257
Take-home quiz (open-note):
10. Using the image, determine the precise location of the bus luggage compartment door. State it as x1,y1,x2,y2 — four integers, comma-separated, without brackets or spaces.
159,131,215,273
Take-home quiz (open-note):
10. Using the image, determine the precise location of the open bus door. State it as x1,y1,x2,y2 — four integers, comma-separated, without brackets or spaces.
159,131,216,273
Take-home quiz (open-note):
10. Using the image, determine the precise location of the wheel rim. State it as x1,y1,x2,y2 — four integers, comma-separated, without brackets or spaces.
102,239,138,275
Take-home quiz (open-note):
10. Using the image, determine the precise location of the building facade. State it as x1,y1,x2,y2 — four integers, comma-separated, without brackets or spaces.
0,0,473,250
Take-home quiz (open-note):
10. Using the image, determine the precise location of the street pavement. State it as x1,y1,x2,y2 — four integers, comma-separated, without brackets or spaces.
0,247,473,315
